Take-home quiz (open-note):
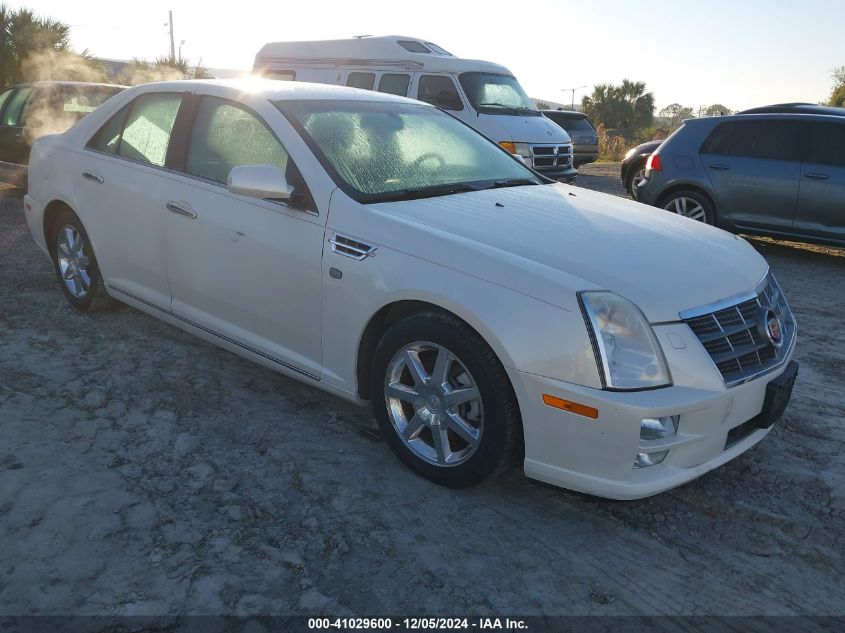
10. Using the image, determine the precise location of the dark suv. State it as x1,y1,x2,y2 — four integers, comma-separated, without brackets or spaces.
636,110,845,247
0,81,125,188
541,110,598,166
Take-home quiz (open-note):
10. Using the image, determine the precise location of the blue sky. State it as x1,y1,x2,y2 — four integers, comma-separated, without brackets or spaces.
13,0,845,111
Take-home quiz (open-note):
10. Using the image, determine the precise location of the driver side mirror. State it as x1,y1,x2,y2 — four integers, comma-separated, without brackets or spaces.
227,164,293,201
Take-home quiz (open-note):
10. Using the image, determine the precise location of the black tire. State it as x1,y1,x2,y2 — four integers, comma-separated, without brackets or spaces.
49,206,111,312
624,160,646,197
657,189,716,225
370,311,521,488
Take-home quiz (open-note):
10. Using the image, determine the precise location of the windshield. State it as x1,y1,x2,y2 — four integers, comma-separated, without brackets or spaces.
459,72,540,116
278,100,543,203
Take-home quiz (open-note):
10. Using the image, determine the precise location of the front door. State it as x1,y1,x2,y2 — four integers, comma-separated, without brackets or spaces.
701,119,802,232
794,121,845,243
160,96,324,378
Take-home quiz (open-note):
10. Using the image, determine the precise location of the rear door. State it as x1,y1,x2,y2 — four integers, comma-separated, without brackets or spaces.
74,91,185,309
794,120,845,243
701,119,801,231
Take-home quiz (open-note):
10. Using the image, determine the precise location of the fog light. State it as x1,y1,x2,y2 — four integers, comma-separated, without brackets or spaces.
640,415,679,441
634,450,669,469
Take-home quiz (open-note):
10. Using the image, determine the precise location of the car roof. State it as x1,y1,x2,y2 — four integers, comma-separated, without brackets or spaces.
738,103,845,117
8,80,126,90
127,77,429,105
255,35,511,76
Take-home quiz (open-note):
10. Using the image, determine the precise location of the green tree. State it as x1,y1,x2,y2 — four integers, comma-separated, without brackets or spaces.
535,100,552,110
0,4,71,88
703,103,732,116
659,103,695,129
581,79,654,138
829,66,845,107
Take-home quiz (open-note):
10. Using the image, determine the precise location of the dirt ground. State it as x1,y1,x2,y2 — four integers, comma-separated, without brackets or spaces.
1,163,844,616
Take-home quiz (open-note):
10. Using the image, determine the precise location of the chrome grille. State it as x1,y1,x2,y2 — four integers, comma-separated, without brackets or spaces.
682,274,796,387
530,144,572,170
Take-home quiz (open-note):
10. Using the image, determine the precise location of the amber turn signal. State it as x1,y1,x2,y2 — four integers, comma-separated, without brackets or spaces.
542,394,599,419
498,141,517,154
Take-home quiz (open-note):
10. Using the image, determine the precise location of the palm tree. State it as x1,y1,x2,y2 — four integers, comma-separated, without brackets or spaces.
119,55,213,85
0,4,71,88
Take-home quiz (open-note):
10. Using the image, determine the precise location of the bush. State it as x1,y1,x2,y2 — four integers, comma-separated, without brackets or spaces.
596,124,628,162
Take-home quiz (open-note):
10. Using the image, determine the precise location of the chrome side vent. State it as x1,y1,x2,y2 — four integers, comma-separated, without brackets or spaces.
329,233,376,260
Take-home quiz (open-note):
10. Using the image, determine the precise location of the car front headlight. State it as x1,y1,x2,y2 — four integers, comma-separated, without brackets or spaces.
578,291,672,390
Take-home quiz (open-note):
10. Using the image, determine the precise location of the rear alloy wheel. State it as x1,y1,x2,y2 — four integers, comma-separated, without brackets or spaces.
50,207,111,312
660,190,715,224
371,312,520,488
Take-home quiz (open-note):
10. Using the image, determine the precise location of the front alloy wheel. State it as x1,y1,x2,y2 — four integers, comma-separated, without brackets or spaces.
385,342,484,467
56,224,92,298
371,312,520,488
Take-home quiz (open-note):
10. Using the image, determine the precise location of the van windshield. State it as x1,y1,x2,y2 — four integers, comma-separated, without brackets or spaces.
459,72,540,116
278,100,544,203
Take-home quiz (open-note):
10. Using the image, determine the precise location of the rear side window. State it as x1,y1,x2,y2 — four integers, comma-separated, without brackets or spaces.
806,122,845,167
186,97,288,185
118,93,182,166
346,72,375,90
377,73,410,97
263,70,296,81
0,89,14,120
87,104,131,154
700,122,734,155
725,120,800,161
2,88,33,126
417,75,463,111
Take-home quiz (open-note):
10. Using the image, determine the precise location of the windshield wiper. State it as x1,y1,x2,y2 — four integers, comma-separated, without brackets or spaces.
476,102,520,115
373,182,482,203
489,178,539,189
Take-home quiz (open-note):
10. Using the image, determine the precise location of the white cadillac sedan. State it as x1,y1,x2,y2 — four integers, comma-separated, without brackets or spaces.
23,79,798,499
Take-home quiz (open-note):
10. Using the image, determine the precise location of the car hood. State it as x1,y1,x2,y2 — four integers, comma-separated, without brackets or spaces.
479,112,571,144
372,183,768,323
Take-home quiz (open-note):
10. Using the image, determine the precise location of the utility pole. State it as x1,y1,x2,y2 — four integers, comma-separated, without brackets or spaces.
562,85,588,110
168,10,175,63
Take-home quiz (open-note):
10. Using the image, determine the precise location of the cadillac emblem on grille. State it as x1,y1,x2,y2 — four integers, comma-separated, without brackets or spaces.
762,308,784,348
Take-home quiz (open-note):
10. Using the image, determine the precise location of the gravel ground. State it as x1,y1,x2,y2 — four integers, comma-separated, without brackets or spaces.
1,162,844,616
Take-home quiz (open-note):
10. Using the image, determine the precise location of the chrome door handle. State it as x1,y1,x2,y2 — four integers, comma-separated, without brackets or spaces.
82,170,104,183
166,201,197,219
804,172,829,181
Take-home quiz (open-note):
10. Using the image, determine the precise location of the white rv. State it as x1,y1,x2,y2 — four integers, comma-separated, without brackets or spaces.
253,36,577,182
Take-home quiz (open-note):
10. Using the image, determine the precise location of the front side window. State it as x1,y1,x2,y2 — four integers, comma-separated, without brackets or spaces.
417,75,463,111
2,87,33,126
806,122,845,167
346,72,375,90
187,97,288,184
459,72,539,117
118,93,182,166
725,120,800,161
279,100,542,203
377,73,410,97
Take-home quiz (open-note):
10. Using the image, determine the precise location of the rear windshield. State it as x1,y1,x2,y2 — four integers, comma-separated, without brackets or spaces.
546,114,595,133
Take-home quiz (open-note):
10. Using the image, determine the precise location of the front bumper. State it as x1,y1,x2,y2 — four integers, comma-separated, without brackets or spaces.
536,164,578,182
509,327,797,500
